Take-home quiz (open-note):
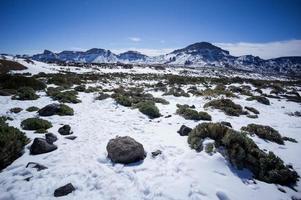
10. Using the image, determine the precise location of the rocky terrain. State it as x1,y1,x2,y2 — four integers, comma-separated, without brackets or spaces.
0,56,300,200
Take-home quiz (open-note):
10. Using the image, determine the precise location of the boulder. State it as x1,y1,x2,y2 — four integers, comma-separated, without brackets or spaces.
38,103,60,116
30,138,57,155
106,136,145,164
58,125,72,135
177,125,192,136
45,133,58,144
54,183,75,197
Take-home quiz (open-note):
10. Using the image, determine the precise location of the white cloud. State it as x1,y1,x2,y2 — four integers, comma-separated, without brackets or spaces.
112,48,175,56
215,40,301,59
128,37,142,42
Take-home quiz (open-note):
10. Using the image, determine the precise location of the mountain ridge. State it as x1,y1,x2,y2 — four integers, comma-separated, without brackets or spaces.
26,42,301,75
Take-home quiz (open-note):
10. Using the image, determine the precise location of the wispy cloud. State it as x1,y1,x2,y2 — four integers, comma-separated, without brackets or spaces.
128,37,142,42
112,48,175,56
215,40,301,59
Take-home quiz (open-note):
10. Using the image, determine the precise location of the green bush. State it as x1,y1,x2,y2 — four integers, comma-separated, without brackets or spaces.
163,87,190,97
0,123,30,170
57,104,74,115
241,124,284,144
115,95,132,107
245,106,259,114
74,85,86,92
51,90,81,104
47,74,81,88
21,118,52,131
0,74,46,90
12,87,39,100
26,106,39,112
137,101,161,119
46,87,63,97
204,98,243,116
188,122,299,186
176,105,201,120
176,105,212,121
246,96,270,105
96,92,110,100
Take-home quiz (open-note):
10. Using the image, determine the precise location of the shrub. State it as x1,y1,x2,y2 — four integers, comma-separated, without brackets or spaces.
47,74,81,88
246,96,270,105
198,111,212,121
84,86,100,93
153,97,169,105
137,101,161,119
57,104,74,116
245,106,259,114
115,95,132,107
0,74,46,90
0,123,29,170
176,105,201,120
241,124,284,145
46,87,63,97
163,87,189,97
176,105,212,121
26,106,39,112
51,90,81,104
204,98,243,116
12,87,39,100
96,92,110,100
21,118,52,131
188,122,299,186
74,85,86,92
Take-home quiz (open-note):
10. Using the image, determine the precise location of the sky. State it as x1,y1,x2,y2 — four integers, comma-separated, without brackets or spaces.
0,0,301,59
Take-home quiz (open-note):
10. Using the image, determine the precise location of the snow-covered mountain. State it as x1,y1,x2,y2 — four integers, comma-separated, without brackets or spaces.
30,42,301,75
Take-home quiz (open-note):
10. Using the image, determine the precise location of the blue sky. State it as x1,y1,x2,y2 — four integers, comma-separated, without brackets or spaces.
1,0,301,58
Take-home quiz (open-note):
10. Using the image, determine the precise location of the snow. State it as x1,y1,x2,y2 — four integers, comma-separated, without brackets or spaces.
0,59,300,200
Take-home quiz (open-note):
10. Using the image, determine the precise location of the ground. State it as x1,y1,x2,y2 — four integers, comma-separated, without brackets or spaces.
0,57,300,200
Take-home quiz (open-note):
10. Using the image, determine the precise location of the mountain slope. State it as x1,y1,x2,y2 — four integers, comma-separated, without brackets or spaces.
30,42,301,75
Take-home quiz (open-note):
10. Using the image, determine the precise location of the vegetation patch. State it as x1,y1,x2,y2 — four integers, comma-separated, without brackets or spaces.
176,104,212,121
163,87,189,97
245,106,259,114
0,74,46,90
96,92,110,100
246,96,270,105
137,101,161,119
0,119,30,170
204,98,243,116
49,90,81,104
187,122,299,186
0,59,27,74
26,106,39,112
21,118,52,131
47,73,82,88
241,124,284,145
12,87,39,100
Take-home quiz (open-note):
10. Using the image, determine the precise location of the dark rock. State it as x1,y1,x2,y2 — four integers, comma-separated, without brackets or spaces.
106,136,145,164
58,125,72,135
177,125,192,136
45,133,58,144
164,115,172,118
26,162,48,171
151,150,162,157
221,121,232,128
38,103,73,116
30,138,57,155
10,107,23,113
54,183,75,197
65,136,77,140
247,114,258,119
38,103,60,116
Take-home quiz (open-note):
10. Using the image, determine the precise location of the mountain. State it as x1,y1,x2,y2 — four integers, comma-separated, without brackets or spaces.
117,51,148,63
30,42,301,75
